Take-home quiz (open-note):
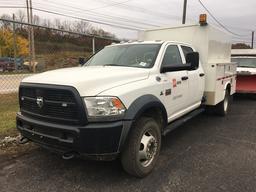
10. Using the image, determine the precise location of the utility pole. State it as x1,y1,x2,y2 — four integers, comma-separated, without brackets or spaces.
12,14,17,70
182,0,187,24
251,31,254,49
26,0,32,71
29,0,36,72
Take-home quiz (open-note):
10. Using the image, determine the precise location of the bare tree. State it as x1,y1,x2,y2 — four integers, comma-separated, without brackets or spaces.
74,20,91,34
16,10,26,23
0,14,12,29
54,18,61,29
42,19,52,28
61,20,73,31
33,15,41,25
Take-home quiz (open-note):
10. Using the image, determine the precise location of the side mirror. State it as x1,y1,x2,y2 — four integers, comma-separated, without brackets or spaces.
186,52,199,70
79,57,86,65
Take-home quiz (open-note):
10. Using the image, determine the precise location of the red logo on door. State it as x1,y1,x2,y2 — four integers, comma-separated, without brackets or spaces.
173,79,177,88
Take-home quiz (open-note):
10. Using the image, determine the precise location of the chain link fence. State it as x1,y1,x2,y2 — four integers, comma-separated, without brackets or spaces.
0,18,119,136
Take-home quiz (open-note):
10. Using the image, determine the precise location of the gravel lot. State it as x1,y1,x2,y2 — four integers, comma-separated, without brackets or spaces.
0,96,256,192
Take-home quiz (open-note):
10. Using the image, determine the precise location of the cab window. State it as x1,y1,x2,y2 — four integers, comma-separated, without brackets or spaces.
162,45,182,67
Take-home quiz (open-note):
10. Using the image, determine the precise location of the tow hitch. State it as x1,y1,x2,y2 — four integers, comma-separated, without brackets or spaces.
19,136,30,144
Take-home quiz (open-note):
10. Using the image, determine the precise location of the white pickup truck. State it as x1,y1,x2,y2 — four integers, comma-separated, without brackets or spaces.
17,24,236,177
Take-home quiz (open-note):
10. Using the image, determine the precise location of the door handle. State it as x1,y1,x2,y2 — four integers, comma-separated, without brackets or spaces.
199,73,205,77
181,76,189,81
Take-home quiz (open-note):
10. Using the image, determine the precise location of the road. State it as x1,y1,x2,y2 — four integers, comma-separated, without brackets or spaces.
0,96,256,192
0,74,31,94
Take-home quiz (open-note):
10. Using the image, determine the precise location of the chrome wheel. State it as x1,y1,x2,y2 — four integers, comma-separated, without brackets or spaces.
138,130,158,167
121,117,161,177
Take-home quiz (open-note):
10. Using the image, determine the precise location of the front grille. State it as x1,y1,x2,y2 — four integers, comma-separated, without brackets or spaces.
19,84,86,125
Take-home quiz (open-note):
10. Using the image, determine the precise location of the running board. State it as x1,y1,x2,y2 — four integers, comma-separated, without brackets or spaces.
163,108,205,136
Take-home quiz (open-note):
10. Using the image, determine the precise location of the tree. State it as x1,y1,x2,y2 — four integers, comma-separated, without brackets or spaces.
16,10,26,23
0,29,29,57
0,14,12,29
33,15,41,25
73,20,91,34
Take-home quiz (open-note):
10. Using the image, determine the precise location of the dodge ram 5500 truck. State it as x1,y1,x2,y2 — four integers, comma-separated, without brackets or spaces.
17,24,236,177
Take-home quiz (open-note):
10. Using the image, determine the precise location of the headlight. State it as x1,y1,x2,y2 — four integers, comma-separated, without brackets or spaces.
84,97,126,117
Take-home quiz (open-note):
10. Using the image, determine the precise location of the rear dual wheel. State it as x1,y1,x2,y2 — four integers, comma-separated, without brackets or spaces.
121,117,161,178
215,89,230,116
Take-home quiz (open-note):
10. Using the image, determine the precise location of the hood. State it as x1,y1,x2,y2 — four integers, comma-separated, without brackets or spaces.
237,67,256,75
22,66,150,96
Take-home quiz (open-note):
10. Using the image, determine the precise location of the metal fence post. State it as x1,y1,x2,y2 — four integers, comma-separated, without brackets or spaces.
26,0,32,71
29,0,36,73
92,37,95,54
12,14,17,70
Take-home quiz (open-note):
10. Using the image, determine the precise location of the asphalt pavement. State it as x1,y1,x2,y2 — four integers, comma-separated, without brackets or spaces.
0,96,256,192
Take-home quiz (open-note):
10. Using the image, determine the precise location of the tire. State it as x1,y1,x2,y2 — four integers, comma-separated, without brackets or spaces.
215,89,230,116
121,117,161,178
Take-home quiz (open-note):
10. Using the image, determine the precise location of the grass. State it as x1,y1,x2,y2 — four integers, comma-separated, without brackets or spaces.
0,71,33,75
0,93,19,138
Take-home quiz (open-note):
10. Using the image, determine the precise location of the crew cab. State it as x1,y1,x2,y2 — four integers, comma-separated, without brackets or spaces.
17,24,236,177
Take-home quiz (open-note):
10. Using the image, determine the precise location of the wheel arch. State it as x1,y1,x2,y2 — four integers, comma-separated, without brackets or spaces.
222,82,231,100
120,95,168,150
225,82,231,93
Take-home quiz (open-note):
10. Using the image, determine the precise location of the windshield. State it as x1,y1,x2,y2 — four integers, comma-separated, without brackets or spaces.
86,44,161,68
231,58,256,68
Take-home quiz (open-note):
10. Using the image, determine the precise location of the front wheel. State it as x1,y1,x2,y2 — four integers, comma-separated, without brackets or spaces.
215,89,230,116
121,117,161,178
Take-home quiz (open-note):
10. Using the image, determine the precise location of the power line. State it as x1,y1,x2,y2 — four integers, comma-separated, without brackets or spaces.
36,0,180,21
32,7,145,30
0,6,26,8
69,0,134,12
33,0,169,26
95,0,181,19
0,18,119,41
1,0,165,28
0,5,148,30
198,0,250,37
32,2,163,28
0,0,166,27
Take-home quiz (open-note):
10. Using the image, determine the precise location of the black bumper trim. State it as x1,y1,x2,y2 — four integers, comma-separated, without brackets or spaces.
17,112,131,155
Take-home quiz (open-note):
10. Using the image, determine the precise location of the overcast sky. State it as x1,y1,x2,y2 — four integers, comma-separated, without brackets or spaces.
1,0,256,43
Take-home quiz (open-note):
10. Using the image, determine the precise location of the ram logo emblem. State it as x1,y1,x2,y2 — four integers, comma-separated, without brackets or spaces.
36,97,44,108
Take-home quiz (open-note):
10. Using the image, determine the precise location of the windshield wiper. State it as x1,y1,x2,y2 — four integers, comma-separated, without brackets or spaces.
103,64,124,67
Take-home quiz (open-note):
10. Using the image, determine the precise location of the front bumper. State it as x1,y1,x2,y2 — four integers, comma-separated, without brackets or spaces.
17,112,132,159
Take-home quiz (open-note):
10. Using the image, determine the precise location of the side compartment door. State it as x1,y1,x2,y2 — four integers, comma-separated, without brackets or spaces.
160,45,189,120
181,45,205,106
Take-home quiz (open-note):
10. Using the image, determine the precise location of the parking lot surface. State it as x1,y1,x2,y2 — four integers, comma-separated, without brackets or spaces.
0,96,256,192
